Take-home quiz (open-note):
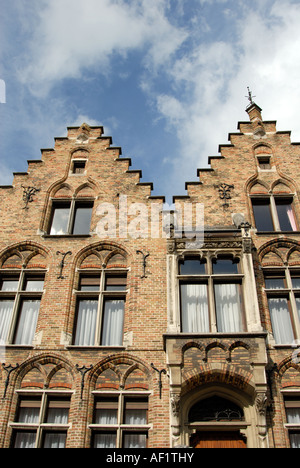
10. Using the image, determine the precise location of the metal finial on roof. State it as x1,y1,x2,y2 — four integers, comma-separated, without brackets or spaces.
246,87,256,105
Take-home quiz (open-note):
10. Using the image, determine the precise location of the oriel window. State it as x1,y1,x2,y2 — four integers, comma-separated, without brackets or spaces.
179,256,244,334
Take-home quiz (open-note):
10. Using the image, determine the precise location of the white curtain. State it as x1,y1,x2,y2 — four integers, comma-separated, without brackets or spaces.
287,207,297,231
14,432,36,448
43,433,66,448
18,408,40,424
14,300,40,345
268,298,294,344
47,409,69,424
125,409,147,425
123,434,146,448
214,283,243,332
95,410,118,425
101,300,124,346
74,300,98,346
290,433,300,449
94,434,116,448
286,409,300,424
0,300,14,342
181,284,209,333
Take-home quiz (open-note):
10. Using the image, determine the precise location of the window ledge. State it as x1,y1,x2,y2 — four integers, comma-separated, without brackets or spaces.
66,345,126,351
42,234,92,239
255,231,300,235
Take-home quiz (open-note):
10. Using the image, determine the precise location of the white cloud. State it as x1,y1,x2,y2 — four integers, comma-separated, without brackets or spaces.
146,0,300,197
19,0,187,96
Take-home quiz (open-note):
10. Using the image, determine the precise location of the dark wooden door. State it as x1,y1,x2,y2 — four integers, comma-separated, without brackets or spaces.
191,431,247,448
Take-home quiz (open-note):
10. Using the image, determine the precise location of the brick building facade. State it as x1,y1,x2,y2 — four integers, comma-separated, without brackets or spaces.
0,101,299,448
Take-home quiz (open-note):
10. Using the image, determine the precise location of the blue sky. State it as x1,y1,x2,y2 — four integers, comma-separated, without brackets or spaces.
1,0,300,203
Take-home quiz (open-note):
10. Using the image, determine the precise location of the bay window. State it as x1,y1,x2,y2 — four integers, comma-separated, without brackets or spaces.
73,271,127,347
179,256,244,333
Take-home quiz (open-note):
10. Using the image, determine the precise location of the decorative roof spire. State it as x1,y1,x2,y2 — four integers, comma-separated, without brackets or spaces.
246,87,256,106
245,87,265,138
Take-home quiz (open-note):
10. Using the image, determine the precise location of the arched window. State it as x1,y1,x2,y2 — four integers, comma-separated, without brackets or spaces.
189,396,244,423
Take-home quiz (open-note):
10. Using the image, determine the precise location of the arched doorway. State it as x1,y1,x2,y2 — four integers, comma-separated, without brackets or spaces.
180,388,253,448
189,396,246,448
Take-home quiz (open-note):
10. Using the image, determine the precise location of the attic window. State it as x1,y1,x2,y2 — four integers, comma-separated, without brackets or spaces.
72,160,86,174
257,156,271,170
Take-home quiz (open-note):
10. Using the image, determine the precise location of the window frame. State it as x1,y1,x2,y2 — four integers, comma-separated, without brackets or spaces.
90,391,150,448
264,267,300,345
178,256,245,334
282,391,300,448
251,195,298,232
48,198,94,236
71,159,87,175
0,270,45,345
72,269,128,347
10,390,73,448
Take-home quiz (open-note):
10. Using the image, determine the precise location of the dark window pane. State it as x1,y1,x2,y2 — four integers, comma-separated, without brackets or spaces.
73,161,86,174
252,200,274,231
276,200,296,231
72,204,93,235
50,205,70,235
179,258,206,275
212,259,238,275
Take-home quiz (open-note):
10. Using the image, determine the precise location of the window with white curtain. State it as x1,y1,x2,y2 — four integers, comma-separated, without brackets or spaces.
0,271,45,345
91,393,149,448
264,269,300,344
11,393,71,448
284,394,300,448
73,270,127,347
179,256,244,333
